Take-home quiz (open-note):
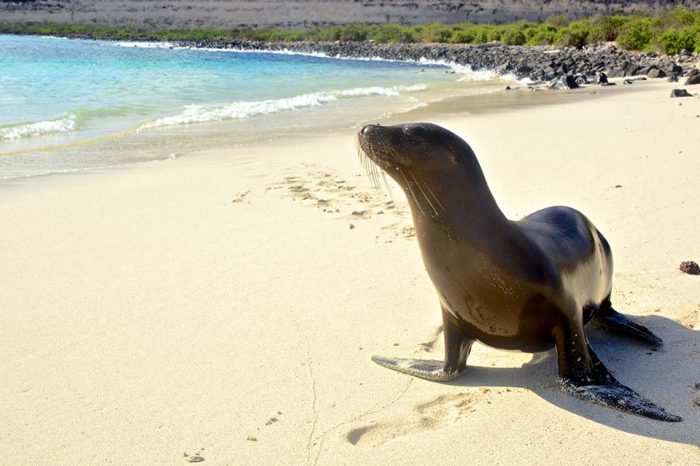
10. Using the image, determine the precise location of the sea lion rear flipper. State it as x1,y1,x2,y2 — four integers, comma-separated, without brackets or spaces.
559,344,681,422
371,356,464,382
593,306,662,346
561,378,682,422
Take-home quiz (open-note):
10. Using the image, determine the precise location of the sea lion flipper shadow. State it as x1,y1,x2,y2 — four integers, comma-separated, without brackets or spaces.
592,305,663,346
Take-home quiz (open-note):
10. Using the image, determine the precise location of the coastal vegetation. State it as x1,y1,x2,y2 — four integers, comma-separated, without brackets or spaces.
1,6,699,54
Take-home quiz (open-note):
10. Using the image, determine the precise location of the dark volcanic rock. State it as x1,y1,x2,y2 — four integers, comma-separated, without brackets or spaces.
575,75,589,85
595,72,609,85
680,261,700,275
670,89,693,98
668,74,680,82
623,61,641,76
168,39,690,90
685,72,700,86
668,64,684,75
647,68,666,79
549,74,579,90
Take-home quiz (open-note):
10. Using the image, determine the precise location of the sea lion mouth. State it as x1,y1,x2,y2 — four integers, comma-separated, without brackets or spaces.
357,124,398,190
357,124,445,218
358,124,392,168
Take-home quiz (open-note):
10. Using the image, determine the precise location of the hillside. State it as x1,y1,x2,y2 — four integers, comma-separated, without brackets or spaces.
0,1,697,29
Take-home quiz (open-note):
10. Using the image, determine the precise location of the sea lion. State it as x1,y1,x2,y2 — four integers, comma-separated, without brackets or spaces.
357,122,681,422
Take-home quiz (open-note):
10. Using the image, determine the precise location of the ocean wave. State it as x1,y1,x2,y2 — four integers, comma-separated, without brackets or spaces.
0,114,77,141
113,41,176,49
139,84,427,130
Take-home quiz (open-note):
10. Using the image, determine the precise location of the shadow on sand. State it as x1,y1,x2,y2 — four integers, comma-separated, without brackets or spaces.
447,315,699,447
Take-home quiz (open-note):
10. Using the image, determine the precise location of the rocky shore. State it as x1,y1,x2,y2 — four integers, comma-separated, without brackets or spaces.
177,39,699,87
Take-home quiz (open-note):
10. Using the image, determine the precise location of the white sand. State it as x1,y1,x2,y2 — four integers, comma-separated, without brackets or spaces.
1,80,699,465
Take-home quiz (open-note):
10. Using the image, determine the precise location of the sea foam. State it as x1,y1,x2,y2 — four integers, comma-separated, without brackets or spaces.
0,114,77,141
139,84,427,130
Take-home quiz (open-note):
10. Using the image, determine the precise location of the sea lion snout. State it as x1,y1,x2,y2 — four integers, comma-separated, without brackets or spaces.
358,124,414,169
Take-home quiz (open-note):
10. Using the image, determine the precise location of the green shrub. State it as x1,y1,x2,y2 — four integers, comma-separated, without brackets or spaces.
524,24,558,45
369,25,416,43
421,24,454,43
450,29,475,44
558,20,591,48
503,29,526,45
487,27,504,42
596,15,629,41
617,17,655,50
469,26,491,44
338,26,368,42
659,6,696,29
658,27,699,54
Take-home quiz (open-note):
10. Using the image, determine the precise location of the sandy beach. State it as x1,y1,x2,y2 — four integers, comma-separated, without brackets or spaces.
1,79,699,465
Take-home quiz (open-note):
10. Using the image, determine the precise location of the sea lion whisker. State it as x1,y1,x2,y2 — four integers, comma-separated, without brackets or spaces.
410,172,439,218
401,170,425,215
380,170,395,201
357,144,381,191
423,182,445,212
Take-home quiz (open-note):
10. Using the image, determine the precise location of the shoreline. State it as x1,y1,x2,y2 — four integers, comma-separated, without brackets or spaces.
5,32,700,83
0,73,670,194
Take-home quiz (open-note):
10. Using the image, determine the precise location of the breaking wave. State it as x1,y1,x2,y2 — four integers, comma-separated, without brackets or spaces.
139,84,427,130
0,114,77,141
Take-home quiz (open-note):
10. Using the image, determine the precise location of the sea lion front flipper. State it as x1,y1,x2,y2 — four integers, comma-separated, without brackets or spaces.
372,310,474,383
557,341,682,422
371,356,464,382
592,306,663,346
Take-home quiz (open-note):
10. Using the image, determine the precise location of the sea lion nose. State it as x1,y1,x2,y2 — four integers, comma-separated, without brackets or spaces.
361,123,381,135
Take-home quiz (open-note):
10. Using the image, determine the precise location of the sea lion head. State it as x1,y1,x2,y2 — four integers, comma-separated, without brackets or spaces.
358,122,489,220
358,122,476,187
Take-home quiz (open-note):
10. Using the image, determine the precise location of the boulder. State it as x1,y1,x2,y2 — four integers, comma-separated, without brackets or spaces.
685,69,700,85
549,74,579,90
647,68,666,79
670,89,693,98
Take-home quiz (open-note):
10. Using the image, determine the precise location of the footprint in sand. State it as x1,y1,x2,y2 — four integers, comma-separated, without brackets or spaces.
346,392,477,447
232,190,251,203
268,164,415,242
183,448,205,463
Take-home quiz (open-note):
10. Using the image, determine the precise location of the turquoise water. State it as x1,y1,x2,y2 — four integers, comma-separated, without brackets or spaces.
0,35,505,181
